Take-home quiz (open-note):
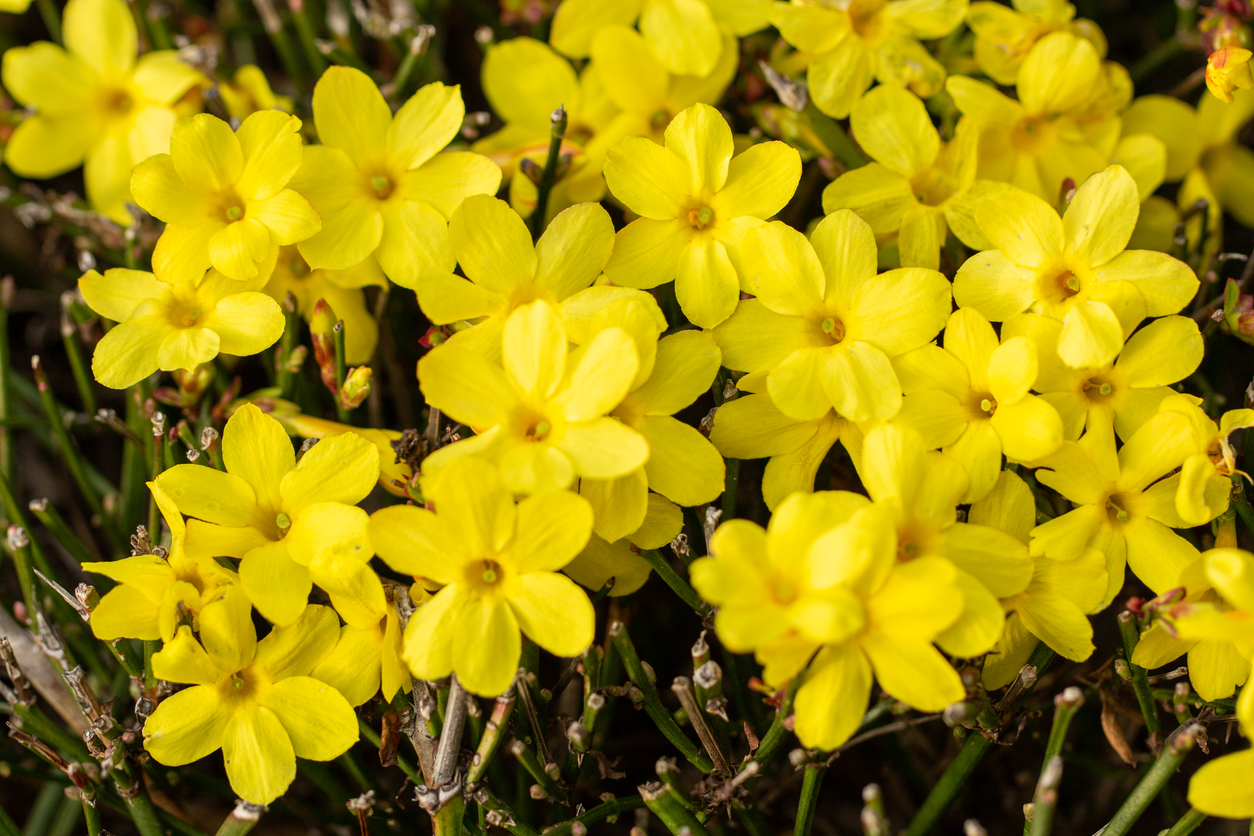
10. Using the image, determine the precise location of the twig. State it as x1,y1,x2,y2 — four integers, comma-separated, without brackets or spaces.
527,105,567,239
1096,723,1201,836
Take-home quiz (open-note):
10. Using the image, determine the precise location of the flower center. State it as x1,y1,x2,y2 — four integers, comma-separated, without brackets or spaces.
481,560,501,584
688,206,714,230
275,512,292,536
651,109,671,129
849,0,887,42
371,176,394,199
1082,377,1115,400
1011,115,1057,152
104,88,133,115
172,302,203,328
820,315,846,344
288,253,310,278
527,420,551,441
1104,493,1133,524
225,205,244,222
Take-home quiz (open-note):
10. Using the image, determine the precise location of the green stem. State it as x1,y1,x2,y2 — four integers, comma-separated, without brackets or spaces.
289,0,328,77
543,796,646,835
470,786,541,836
80,794,103,836
1041,687,1084,769
1162,808,1207,836
906,643,1054,836
32,358,122,550
1130,37,1185,87
1099,723,1200,836
527,106,568,239
0,802,18,836
721,458,740,520
1026,756,1062,836
277,294,298,400
640,783,711,836
36,0,62,42
794,765,826,836
609,621,714,773
1231,474,1254,537
27,499,98,564
1117,611,1162,749
60,324,96,417
747,679,800,771
638,549,711,617
800,100,867,170
214,803,265,836
143,639,159,691
0,281,13,486
334,321,351,424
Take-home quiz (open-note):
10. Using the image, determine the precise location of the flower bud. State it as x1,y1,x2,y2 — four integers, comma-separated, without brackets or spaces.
339,366,372,409
1206,47,1254,103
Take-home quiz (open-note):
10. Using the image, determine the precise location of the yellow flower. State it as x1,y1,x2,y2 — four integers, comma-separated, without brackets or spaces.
953,165,1198,369
857,423,1032,658
563,496,680,597
772,0,969,119
291,68,501,290
415,196,614,358
690,490,966,750
1030,414,1200,608
474,37,622,221
218,65,294,120
971,471,1107,689
1134,550,1251,702
549,0,770,77
602,102,800,328
1122,90,1254,251
894,307,1064,503
145,600,358,805
78,258,285,390
946,31,1123,201
821,84,983,270
1207,47,1254,104
155,404,383,628
264,246,384,365
0,0,203,224
967,0,1106,86
309,595,413,706
1170,549,1254,819
84,482,238,642
574,296,725,542
1156,394,1254,526
0,0,32,12
418,300,649,496
588,25,739,146
713,210,951,423
368,457,596,697
1003,313,1203,442
132,111,319,285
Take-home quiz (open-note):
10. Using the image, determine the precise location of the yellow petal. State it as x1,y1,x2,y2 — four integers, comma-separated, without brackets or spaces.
511,490,595,573
943,522,1033,598
222,706,296,805
848,266,952,356
417,342,514,429
368,505,459,584
550,0,641,58
1188,749,1254,819
1123,518,1199,596
91,315,173,389
508,573,595,658
1017,587,1096,661
453,597,521,697
851,84,939,178
862,631,964,711
388,81,464,170
559,326,638,421
264,676,358,760
952,249,1038,321
1017,31,1100,114
665,102,733,197
535,202,615,300
807,34,874,119
482,37,578,127
713,140,802,220
675,235,739,329
143,684,230,766
308,624,383,707
639,415,725,506
604,136,689,220
239,542,311,626
557,419,650,480
311,66,390,165
1114,315,1203,387
1057,300,1124,369
990,395,1064,462
935,571,1005,657
1063,165,1139,267
821,163,917,233
792,645,871,751
64,0,135,77
235,110,304,201
1089,249,1198,317
639,0,721,77
974,186,1063,269
170,114,243,194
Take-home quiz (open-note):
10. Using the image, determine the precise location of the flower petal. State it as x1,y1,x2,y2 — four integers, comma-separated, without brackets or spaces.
453,598,521,697
222,706,296,805
143,685,230,766
508,573,595,658
640,415,725,506
280,432,379,512
264,676,358,760
792,645,871,751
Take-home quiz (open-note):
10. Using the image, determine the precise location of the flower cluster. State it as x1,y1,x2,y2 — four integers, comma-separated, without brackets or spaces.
4,0,1254,827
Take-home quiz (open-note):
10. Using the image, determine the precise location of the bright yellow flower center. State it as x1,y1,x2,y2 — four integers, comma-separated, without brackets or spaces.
849,0,888,43
1039,267,1083,305
465,558,512,599
1103,492,1134,525
103,88,133,115
1082,377,1115,400
1011,115,1058,153
650,109,672,129
896,519,941,562
688,206,715,229
171,301,203,328
275,512,292,536
218,665,268,706
967,391,997,419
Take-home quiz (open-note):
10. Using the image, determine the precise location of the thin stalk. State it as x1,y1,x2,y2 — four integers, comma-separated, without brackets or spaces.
1162,808,1207,836
334,321,351,424
0,279,13,484
470,786,541,836
1041,687,1084,768
143,639,158,691
0,805,16,836
214,802,265,836
1099,723,1200,836
542,795,645,835
721,459,740,520
32,357,121,549
800,100,868,170
28,499,97,564
527,106,568,239
251,0,307,93
609,621,714,773
1231,474,1254,536
672,676,732,777
508,738,566,803
1117,611,1162,750
906,643,1054,836
60,317,96,417
467,689,515,785
1026,756,1062,836
795,765,826,836
277,293,298,399
36,0,62,42
638,549,711,616
80,792,103,836
747,679,800,771
639,782,711,836
289,0,328,76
